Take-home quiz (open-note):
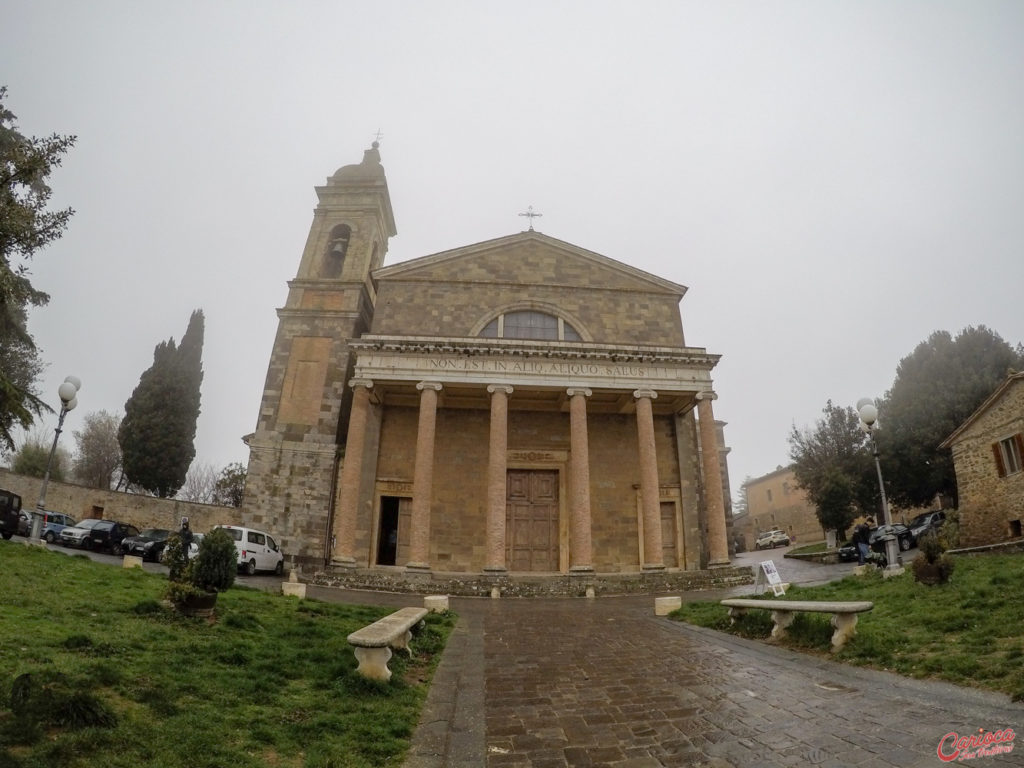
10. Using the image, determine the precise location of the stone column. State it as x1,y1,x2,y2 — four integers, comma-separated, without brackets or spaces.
332,379,373,568
407,381,442,571
484,384,513,572
567,387,594,572
635,388,664,571
697,391,730,567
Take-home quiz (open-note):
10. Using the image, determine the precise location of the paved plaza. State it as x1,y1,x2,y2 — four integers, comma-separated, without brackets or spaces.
313,550,1022,768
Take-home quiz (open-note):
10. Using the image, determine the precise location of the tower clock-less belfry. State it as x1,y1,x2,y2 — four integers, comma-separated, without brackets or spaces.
242,144,737,589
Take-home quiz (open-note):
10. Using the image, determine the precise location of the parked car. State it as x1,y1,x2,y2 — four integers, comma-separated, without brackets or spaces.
908,510,945,543
122,528,173,562
16,510,33,537
0,488,22,540
59,518,103,548
870,523,914,553
38,512,76,544
837,541,858,562
214,525,284,575
839,523,914,560
159,531,205,563
60,519,140,553
754,529,790,550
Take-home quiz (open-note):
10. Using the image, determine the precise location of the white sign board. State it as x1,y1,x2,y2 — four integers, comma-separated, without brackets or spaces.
755,560,787,596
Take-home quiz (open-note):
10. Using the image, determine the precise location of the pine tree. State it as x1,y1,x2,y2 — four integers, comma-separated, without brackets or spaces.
118,311,205,497
0,88,76,450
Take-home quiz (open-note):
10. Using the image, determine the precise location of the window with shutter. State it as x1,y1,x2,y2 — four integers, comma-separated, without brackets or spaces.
994,434,1023,476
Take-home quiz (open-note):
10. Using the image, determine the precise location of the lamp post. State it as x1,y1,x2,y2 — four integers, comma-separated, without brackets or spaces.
856,399,903,576
29,376,80,544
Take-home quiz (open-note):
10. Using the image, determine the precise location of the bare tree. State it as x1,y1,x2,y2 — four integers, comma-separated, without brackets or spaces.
11,426,70,481
212,462,246,507
176,460,217,504
72,410,122,489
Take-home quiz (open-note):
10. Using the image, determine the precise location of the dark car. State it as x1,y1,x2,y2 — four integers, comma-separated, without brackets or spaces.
870,523,914,553
837,541,858,562
908,510,945,543
838,524,914,561
60,519,140,553
122,528,173,562
0,488,22,540
16,510,33,537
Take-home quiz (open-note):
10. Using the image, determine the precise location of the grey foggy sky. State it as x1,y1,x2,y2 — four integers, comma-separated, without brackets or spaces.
3,1,1022,498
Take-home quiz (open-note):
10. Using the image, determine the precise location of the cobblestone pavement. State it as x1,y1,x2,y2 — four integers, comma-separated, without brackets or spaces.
473,596,1021,767
396,552,1021,768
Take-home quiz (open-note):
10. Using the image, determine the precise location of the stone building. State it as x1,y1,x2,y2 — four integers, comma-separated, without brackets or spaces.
743,466,824,548
241,144,736,587
940,371,1024,546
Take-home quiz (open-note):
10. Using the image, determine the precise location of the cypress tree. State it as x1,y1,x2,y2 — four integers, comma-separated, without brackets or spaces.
118,310,205,497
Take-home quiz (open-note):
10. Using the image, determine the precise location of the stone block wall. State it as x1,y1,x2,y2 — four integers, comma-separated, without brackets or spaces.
0,468,238,533
949,381,1024,547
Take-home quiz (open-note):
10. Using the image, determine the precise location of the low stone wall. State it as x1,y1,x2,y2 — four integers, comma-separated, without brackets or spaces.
0,468,239,534
311,565,754,597
948,538,1024,556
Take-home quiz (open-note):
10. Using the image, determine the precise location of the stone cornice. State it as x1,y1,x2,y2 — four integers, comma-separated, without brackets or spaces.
351,335,718,394
276,308,363,321
350,335,720,368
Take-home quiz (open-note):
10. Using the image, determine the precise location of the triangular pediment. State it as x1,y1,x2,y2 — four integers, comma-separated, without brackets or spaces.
375,231,686,296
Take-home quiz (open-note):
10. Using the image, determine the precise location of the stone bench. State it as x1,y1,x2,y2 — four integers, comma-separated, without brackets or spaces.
347,606,429,681
720,598,874,652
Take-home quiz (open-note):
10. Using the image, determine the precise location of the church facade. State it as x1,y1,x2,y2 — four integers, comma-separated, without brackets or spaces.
241,144,734,583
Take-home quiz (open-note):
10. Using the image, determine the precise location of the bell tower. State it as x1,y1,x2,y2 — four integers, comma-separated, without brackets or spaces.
242,143,396,567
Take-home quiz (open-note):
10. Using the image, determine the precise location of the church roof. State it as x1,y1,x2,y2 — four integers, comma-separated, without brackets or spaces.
374,230,688,296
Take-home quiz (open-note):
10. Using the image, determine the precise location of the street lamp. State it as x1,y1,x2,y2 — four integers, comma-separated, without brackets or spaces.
857,399,903,576
29,376,81,544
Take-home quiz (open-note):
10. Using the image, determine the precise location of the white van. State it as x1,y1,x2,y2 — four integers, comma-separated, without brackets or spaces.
214,525,284,575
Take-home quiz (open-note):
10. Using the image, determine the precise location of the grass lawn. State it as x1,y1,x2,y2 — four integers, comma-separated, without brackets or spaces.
672,554,1024,701
786,541,828,555
0,544,454,768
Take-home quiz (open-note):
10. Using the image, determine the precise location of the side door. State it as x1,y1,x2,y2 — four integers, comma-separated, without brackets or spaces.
266,535,283,570
247,530,268,570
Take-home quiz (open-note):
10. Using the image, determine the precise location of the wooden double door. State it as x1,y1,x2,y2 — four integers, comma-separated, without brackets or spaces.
506,469,559,572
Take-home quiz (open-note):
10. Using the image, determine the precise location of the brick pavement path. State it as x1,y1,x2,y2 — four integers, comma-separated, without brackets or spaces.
406,592,1022,768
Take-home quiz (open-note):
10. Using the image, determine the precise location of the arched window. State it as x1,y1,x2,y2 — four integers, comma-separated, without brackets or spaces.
322,224,351,278
479,310,582,341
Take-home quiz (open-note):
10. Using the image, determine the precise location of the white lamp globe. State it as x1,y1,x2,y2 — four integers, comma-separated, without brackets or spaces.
58,381,78,404
858,403,879,426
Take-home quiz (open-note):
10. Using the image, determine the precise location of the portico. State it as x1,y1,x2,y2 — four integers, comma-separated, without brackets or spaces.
328,336,729,574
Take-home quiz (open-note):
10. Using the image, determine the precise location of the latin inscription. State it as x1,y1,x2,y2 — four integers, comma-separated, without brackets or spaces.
418,357,685,378
355,353,709,388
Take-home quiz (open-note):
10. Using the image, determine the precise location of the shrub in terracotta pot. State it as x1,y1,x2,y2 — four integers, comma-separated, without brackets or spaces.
912,531,954,585
166,528,237,615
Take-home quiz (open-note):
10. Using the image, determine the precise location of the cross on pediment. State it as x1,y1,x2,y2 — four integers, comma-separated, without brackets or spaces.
518,205,542,231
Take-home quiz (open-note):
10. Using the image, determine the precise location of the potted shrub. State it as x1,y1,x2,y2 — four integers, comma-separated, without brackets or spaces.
166,527,237,616
912,531,955,586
